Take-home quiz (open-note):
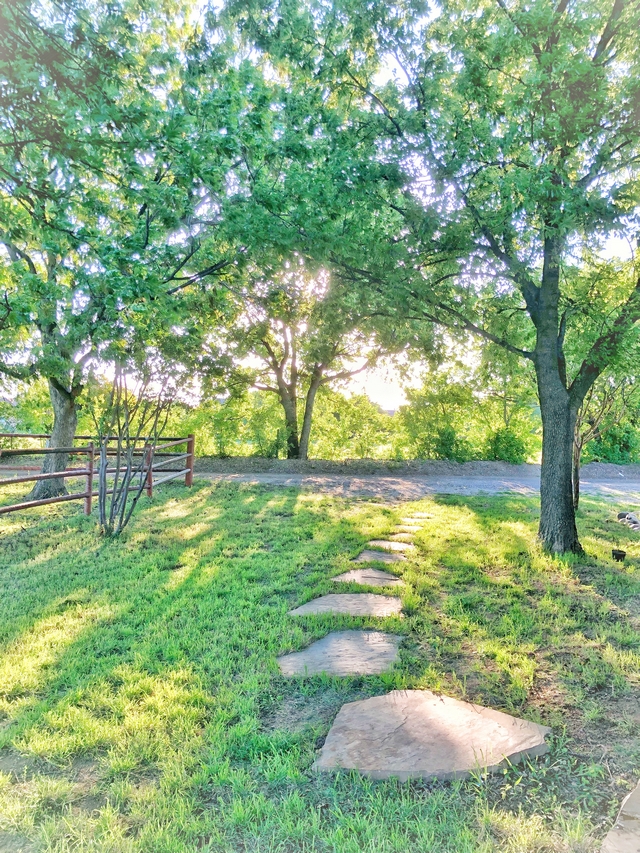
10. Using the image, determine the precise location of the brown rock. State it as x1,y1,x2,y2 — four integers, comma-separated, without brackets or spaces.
353,549,406,564
314,690,551,781
601,782,640,853
333,568,404,588
277,630,402,676
289,593,403,618
368,539,414,552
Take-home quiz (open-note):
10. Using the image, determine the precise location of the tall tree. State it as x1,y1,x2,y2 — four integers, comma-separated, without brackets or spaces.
208,261,393,459
0,1,236,497
230,0,640,552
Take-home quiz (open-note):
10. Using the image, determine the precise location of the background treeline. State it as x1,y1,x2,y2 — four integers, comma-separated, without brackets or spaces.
4,366,639,465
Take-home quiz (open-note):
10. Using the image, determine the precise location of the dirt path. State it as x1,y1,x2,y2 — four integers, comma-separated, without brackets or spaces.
198,471,640,503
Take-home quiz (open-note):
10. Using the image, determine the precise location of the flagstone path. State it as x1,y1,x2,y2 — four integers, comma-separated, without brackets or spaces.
332,567,404,587
601,781,640,853
289,593,403,617
367,539,415,552
353,549,406,564
313,690,551,781
277,630,402,676
282,510,553,785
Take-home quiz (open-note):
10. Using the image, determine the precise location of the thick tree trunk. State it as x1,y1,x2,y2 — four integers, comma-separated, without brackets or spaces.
572,434,582,511
29,380,78,500
299,376,322,461
279,392,300,459
536,375,582,553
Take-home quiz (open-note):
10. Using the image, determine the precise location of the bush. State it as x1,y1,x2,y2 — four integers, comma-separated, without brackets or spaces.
433,425,473,462
587,423,640,464
485,427,527,464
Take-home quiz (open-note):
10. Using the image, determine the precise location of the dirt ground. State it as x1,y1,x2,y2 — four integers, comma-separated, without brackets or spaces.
194,458,640,502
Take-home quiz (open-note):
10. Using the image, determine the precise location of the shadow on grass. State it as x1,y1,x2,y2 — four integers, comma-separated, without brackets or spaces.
0,485,638,851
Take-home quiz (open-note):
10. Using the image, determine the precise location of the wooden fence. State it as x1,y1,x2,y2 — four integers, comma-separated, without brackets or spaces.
0,434,195,517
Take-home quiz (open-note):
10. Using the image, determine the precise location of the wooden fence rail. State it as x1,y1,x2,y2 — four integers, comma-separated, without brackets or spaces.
0,434,194,517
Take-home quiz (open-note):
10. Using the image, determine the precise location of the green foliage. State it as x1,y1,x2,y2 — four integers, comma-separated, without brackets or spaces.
586,424,640,465
310,390,395,459
485,428,528,465
396,365,540,463
164,391,287,458
0,380,52,435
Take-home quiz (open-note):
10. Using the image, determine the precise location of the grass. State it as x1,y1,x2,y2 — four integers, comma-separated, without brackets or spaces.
0,481,638,852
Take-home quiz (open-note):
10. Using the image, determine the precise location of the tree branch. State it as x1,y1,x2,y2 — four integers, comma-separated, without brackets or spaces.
569,271,640,405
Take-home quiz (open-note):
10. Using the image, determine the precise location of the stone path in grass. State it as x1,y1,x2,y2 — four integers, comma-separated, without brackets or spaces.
367,539,414,552
277,630,402,676
313,690,551,781
332,567,404,587
353,548,406,564
601,781,640,853
289,593,403,617
282,509,553,782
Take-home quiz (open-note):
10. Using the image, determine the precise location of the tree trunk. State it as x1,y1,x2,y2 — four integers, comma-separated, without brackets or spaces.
29,380,78,500
299,375,322,461
572,433,582,511
279,391,300,459
536,374,582,553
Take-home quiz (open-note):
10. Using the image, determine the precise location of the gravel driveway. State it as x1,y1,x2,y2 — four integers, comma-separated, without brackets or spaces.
198,470,640,502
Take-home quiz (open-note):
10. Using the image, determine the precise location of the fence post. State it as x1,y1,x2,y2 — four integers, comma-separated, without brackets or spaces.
84,442,94,515
145,443,154,497
185,434,195,487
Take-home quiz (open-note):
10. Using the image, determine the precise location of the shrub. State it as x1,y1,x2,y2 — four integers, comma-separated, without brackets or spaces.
485,427,527,464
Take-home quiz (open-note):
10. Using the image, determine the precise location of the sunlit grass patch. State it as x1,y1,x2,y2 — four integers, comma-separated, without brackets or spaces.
0,484,638,851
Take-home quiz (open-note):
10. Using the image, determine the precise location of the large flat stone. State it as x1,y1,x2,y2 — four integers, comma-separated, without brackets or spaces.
353,549,406,564
333,567,404,588
277,630,402,676
289,593,403,617
396,525,421,533
368,539,414,552
314,690,551,781
601,781,640,853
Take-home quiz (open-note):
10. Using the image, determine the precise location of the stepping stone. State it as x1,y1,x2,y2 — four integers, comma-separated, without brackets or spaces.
400,519,424,526
396,525,421,532
277,630,402,676
333,567,404,588
314,690,551,781
353,549,406,564
368,540,414,552
289,593,403,617
601,781,640,853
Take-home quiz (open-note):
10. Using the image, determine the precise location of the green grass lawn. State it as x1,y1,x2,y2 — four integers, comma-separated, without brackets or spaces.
0,482,639,852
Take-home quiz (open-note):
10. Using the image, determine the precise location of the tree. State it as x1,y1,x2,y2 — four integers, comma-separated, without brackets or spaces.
209,261,387,458
573,373,640,509
0,1,238,497
231,0,640,552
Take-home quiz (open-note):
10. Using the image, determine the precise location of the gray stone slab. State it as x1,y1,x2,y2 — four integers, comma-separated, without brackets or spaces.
289,593,403,617
601,782,640,853
277,630,402,676
354,549,406,564
396,524,421,532
333,567,404,588
314,689,551,781
368,539,414,552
